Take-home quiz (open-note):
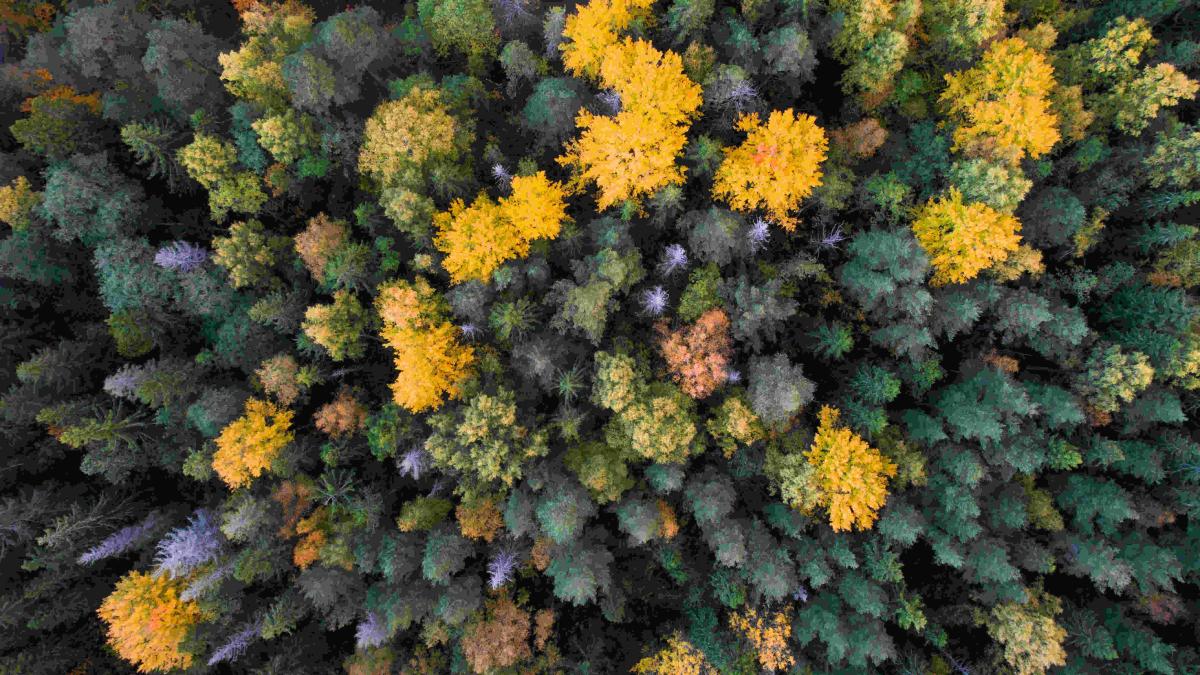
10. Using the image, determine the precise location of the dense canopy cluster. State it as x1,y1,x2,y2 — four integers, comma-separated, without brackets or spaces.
1,0,1199,673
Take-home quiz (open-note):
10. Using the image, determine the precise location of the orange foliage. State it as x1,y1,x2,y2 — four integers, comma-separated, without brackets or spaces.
657,308,732,399
256,353,302,406
20,85,101,115
98,571,202,673
656,499,680,539
806,406,897,532
460,595,533,674
533,609,555,651
294,213,348,283
213,398,294,489
712,109,829,230
273,479,314,537
830,118,888,159
456,495,504,542
729,608,795,672
530,537,552,571
313,389,367,438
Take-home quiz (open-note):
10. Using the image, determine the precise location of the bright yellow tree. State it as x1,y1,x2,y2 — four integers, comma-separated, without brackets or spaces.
806,406,897,532
433,171,569,283
631,634,713,674
98,571,203,673
940,37,1061,165
712,109,828,231
558,25,702,210
729,608,796,672
913,187,1022,286
376,277,475,413
559,0,655,79
213,398,294,489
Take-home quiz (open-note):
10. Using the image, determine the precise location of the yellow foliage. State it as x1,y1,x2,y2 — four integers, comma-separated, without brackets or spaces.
457,495,504,542
212,398,294,489
987,591,1068,675
913,188,1022,286
0,175,39,231
631,634,712,674
712,109,829,230
806,406,897,532
98,571,202,673
940,38,1061,165
729,608,795,672
376,278,475,413
558,36,702,210
560,0,655,79
218,0,314,108
433,171,568,283
359,87,461,188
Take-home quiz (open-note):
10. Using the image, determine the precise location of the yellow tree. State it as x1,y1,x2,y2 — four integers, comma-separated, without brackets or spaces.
358,86,465,189
559,0,656,79
729,608,796,672
912,187,1022,286
0,175,40,231
557,26,702,210
98,571,203,673
940,37,1060,165
631,634,713,674
212,398,295,489
433,171,569,283
986,590,1068,675
806,406,897,532
376,277,475,413
712,109,829,231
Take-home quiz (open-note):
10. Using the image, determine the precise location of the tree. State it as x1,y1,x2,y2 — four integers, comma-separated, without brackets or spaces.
806,406,897,532
434,171,569,283
418,0,499,73
986,590,1068,675
212,398,294,489
940,37,1060,165
0,176,40,232
212,219,289,289
177,134,267,220
358,86,469,190
1076,344,1155,415
747,353,816,430
912,188,1022,286
98,571,202,673
460,595,533,673
729,607,795,672
923,0,1004,58
656,308,732,399
559,0,656,79
218,0,315,109
376,277,476,412
424,387,549,494
632,634,713,674
711,109,828,230
294,213,349,284
302,291,368,362
558,36,702,210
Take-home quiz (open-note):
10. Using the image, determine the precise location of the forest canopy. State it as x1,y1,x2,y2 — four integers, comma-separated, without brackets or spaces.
0,0,1199,673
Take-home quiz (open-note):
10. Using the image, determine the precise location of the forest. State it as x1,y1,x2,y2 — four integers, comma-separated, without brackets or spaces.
0,0,1199,672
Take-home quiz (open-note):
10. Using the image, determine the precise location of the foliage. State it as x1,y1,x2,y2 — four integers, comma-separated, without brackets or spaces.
712,109,828,230
97,571,202,673
912,188,1022,286
806,406,897,531
213,398,295,489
